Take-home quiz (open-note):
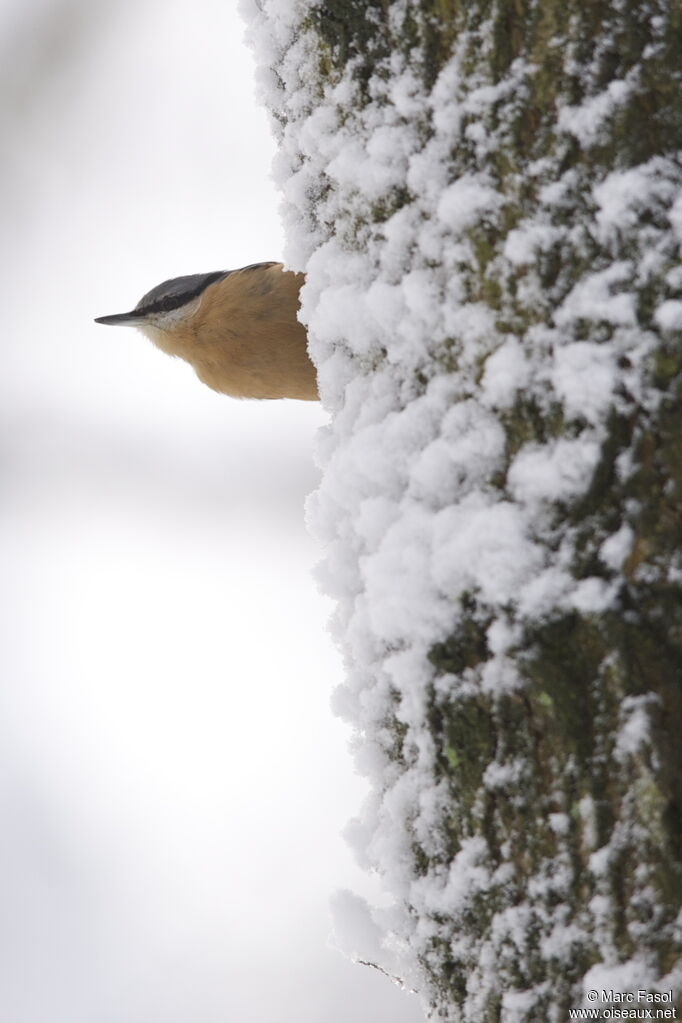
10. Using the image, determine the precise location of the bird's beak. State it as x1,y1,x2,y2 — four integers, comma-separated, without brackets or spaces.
94,311,141,326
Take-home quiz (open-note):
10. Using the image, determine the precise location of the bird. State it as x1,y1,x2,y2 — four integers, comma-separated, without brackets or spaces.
95,261,318,401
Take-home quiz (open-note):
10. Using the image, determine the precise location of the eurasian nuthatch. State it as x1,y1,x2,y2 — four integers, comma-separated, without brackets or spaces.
95,261,318,400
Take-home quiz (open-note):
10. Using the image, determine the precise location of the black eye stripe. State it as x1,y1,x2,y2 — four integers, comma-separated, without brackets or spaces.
135,270,228,317
143,291,204,315
133,263,279,318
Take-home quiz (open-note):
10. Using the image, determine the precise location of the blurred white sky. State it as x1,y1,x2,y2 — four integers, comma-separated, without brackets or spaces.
0,1,421,1020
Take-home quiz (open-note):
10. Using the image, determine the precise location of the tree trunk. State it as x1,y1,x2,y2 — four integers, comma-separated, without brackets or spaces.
243,0,682,1018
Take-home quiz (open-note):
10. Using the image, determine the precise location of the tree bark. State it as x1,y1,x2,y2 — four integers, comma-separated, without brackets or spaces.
243,1,682,1018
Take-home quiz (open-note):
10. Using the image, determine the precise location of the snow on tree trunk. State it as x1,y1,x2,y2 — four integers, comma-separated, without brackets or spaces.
241,1,682,1019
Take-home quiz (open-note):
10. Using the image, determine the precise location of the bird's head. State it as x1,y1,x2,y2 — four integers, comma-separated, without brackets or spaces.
94,270,228,335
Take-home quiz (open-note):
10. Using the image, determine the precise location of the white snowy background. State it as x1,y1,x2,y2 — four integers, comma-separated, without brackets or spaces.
0,1,422,1020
